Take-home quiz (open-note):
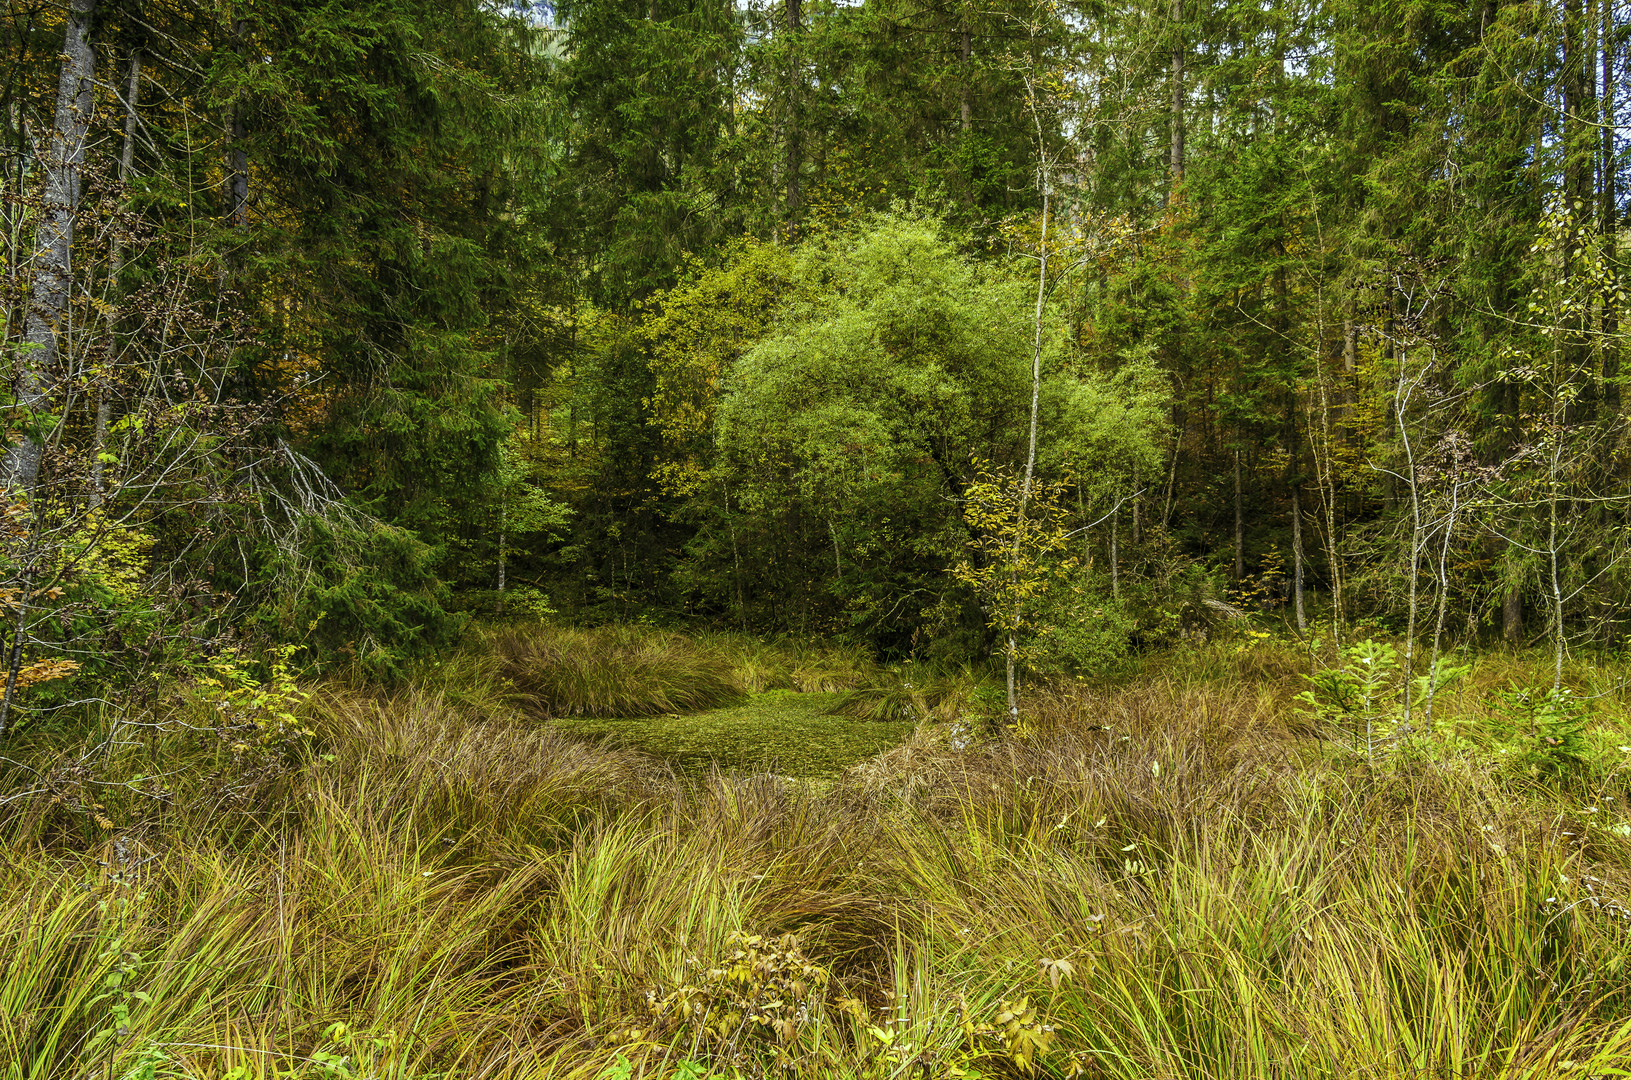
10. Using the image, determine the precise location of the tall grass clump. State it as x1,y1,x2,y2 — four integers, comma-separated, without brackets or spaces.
831,663,982,724
495,623,747,718
490,623,880,717
691,632,877,694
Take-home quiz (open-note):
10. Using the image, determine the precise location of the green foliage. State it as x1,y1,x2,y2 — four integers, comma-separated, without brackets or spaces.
1296,638,1409,759
554,688,912,777
684,213,1165,651
1488,684,1594,785
548,0,747,308
642,243,798,496
192,644,314,763
1029,581,1138,678
831,662,982,725
1297,636,1480,763
952,465,1081,673
261,517,465,681
716,213,1035,529
1040,346,1168,497
645,930,831,1059
0,507,164,716
301,1021,408,1079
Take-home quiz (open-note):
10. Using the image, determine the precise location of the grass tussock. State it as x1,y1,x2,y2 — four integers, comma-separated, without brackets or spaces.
495,624,747,718
2,637,1630,1078
829,663,982,724
491,623,877,719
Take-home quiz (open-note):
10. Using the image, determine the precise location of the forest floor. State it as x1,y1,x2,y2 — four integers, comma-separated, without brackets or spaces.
3,626,1631,1079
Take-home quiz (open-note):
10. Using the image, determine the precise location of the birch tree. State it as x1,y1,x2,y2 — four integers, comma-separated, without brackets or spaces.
5,0,97,495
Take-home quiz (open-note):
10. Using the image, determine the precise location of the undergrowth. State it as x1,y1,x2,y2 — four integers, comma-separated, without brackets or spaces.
1,634,1630,1078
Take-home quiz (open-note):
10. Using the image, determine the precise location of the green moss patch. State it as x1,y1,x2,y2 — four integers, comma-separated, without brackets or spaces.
552,689,914,777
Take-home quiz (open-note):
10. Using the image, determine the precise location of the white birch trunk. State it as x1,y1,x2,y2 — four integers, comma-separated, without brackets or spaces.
6,0,99,494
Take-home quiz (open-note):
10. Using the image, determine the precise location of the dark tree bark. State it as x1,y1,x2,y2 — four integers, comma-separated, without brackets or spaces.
960,28,972,132
1291,483,1306,631
1233,445,1244,582
1601,0,1619,415
1168,0,1184,197
1503,573,1525,644
784,0,803,223
222,17,251,280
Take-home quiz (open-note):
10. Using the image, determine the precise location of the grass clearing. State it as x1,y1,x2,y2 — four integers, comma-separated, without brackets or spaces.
2,634,1630,1078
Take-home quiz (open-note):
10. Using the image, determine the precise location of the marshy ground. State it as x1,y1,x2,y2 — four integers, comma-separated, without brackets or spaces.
552,690,914,778
3,625,1630,1079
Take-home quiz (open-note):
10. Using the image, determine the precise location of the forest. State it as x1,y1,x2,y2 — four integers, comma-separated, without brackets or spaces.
2,0,1631,1076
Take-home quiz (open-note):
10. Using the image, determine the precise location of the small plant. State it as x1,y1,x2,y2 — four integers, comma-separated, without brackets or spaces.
194,643,314,758
83,837,155,1077
1297,638,1405,762
968,995,1057,1075
306,1021,406,1078
1489,684,1592,783
950,462,1081,721
830,663,980,725
645,930,831,1072
1231,545,1287,612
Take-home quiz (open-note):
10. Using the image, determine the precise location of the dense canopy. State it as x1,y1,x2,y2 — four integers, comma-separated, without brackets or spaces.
0,0,1626,685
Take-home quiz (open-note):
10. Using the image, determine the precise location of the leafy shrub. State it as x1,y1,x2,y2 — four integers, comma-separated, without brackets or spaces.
643,931,831,1061
1295,637,1468,760
1031,594,1136,677
1296,637,1404,751
0,507,167,726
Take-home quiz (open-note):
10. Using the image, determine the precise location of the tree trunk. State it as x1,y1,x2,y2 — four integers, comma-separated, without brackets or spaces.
1131,467,1141,545
1563,0,1591,212
1232,446,1244,582
1291,483,1306,632
1110,505,1120,602
1502,572,1524,644
495,498,507,614
1008,168,1049,722
1161,404,1182,530
222,18,251,282
1340,318,1357,445
1601,0,1619,416
1168,0,1184,198
960,29,972,132
1562,0,1593,418
1424,462,1462,727
1396,346,1425,728
784,0,803,225
5,99,34,344
1311,330,1345,644
5,0,98,494
1547,442,1566,692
